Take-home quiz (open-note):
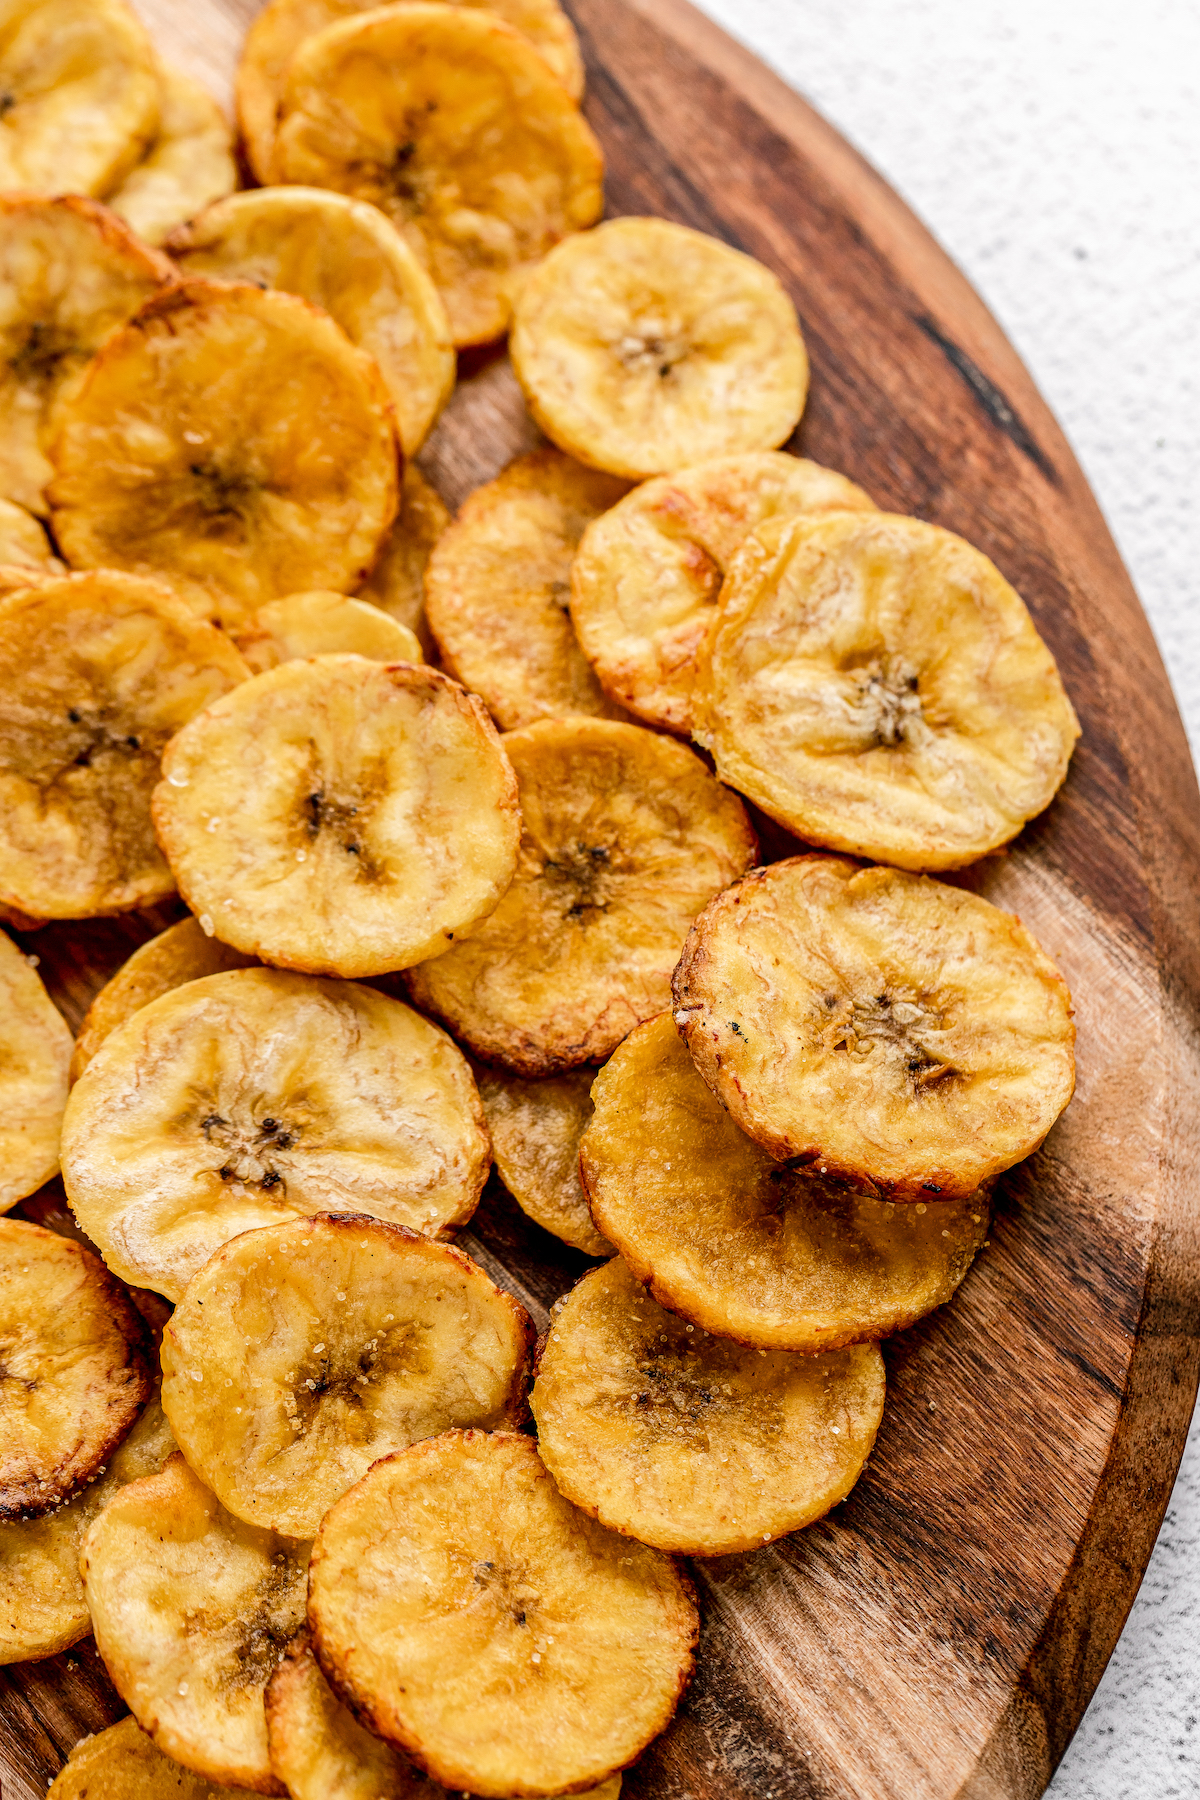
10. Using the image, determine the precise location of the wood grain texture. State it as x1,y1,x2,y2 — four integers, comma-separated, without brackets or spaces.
4,2,1199,1797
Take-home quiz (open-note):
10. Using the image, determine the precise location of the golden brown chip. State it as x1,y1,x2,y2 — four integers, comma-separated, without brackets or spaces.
406,717,755,1075
476,1065,609,1255
62,966,492,1301
532,1257,885,1553
569,453,876,733
0,561,54,601
694,510,1081,868
0,571,248,920
70,915,258,1083
309,1430,696,1797
510,218,808,480
355,465,450,654
674,856,1076,1199
49,1716,265,1800
271,5,604,347
0,1217,150,1518
162,1215,532,1537
106,66,238,248
0,498,60,568
0,193,172,515
424,450,631,728
81,1452,309,1793
234,591,422,675
0,0,160,199
582,1013,990,1348
48,281,400,629
152,657,520,978
0,926,72,1209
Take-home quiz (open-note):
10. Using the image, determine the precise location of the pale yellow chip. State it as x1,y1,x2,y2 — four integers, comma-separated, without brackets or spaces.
61,966,493,1302
234,590,422,675
570,453,876,732
0,497,59,568
309,1430,696,1797
48,280,400,630
49,1716,265,1800
0,926,71,1209
152,657,520,978
476,1065,610,1256
694,510,1081,868
106,65,238,248
0,193,171,516
0,571,248,921
272,4,604,347
532,1256,885,1554
675,856,1076,1199
168,187,454,458
0,0,160,198
408,717,755,1074
511,217,808,480
81,1452,309,1793
425,449,631,728
162,1215,532,1537
355,465,450,654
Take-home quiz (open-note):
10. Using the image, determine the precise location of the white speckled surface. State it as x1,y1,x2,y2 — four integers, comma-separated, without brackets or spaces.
689,1,1200,1794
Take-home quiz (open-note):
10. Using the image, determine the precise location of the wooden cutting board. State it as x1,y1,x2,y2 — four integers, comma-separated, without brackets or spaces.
5,2,1200,1797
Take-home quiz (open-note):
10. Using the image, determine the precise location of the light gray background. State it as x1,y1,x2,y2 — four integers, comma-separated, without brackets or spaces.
688,2,1200,1795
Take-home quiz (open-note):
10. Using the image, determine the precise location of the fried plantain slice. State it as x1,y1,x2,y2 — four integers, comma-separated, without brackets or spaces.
0,927,71,1209
511,218,808,481
0,0,160,199
0,571,248,920
271,5,604,348
239,0,585,185
71,915,258,1083
162,1215,532,1538
694,510,1081,868
570,453,876,733
81,1451,309,1793
425,450,630,729
106,66,238,248
407,717,755,1075
309,1430,696,1797
168,189,452,460
355,466,450,655
476,1066,609,1256
582,1014,991,1348
0,1390,175,1665
0,194,172,516
48,281,400,629
62,967,491,1301
49,1716,265,1800
234,591,422,675
0,498,59,568
532,1257,885,1554
0,1217,151,1518
674,856,1076,1199
152,657,519,977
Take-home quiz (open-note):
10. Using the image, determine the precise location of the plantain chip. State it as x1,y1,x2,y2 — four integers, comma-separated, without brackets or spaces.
48,280,400,630
271,5,604,348
0,0,160,199
162,1214,533,1538
510,218,808,481
407,717,755,1075
0,193,172,515
0,926,71,1210
424,449,631,729
693,510,1081,868
152,657,520,978
71,915,258,1083
61,967,492,1302
81,1451,309,1793
0,497,60,569
168,187,454,459
674,855,1076,1199
476,1065,609,1256
355,465,450,655
106,66,238,248
0,571,248,921
532,1256,885,1554
49,1716,264,1800
309,1429,697,1797
234,591,422,675
570,453,876,733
